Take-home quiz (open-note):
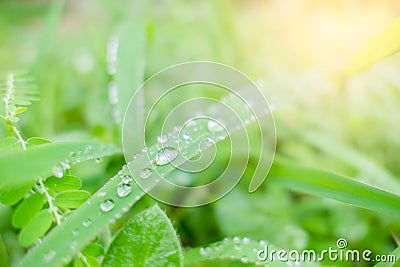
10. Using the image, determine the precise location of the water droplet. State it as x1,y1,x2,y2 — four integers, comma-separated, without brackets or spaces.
241,256,249,263
199,247,211,256
200,138,214,149
157,134,168,143
182,132,192,142
243,237,250,244
117,184,132,197
259,240,267,247
233,236,240,243
82,219,92,227
43,250,56,262
95,157,103,163
121,175,132,184
207,120,224,133
97,191,106,197
139,167,153,179
52,165,64,178
155,147,178,165
100,199,115,212
72,229,79,236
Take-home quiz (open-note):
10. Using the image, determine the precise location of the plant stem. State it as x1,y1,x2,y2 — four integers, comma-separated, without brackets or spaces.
38,177,62,225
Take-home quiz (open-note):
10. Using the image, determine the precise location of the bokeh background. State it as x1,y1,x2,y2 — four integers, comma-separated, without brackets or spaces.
1,0,400,266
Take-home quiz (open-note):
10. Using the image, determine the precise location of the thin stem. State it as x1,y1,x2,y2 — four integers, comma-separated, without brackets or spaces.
38,177,62,225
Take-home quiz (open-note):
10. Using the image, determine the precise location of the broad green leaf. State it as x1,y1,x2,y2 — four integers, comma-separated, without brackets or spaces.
0,182,34,205
12,193,45,228
0,141,120,186
347,17,400,75
269,158,400,217
26,137,52,146
45,175,82,192
82,243,104,257
18,209,53,247
54,190,91,209
184,237,320,266
103,205,183,267
0,137,19,150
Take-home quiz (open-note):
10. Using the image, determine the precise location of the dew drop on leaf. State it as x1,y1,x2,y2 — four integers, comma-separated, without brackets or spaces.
43,250,56,262
72,229,79,236
155,147,178,165
100,199,115,212
121,175,132,184
117,184,132,198
157,134,168,143
207,120,224,133
82,219,92,227
139,167,153,179
182,132,192,142
52,165,64,178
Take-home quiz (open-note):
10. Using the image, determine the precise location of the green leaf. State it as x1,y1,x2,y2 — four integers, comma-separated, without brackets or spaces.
373,245,400,266
85,255,100,267
347,16,400,75
0,182,34,205
18,209,53,247
302,131,400,195
103,205,183,267
82,243,104,257
26,137,52,146
12,193,45,228
54,190,90,209
184,237,320,267
0,234,10,267
0,141,120,186
15,107,28,115
0,137,19,150
269,158,400,217
45,175,82,192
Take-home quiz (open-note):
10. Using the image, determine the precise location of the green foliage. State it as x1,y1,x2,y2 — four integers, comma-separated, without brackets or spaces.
1,1,400,267
103,205,183,267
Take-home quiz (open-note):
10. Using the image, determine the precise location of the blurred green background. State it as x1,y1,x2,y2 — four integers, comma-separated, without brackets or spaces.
1,0,400,266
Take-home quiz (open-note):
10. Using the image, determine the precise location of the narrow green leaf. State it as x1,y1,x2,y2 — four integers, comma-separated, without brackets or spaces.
73,258,85,267
12,193,45,228
18,209,53,247
184,237,320,266
373,246,400,267
269,158,400,217
54,190,90,209
0,141,120,186
0,182,34,205
45,175,82,192
347,16,400,75
103,205,183,267
0,234,10,267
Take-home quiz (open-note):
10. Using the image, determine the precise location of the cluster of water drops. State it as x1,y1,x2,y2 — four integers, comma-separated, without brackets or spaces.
51,144,117,178
196,237,285,267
